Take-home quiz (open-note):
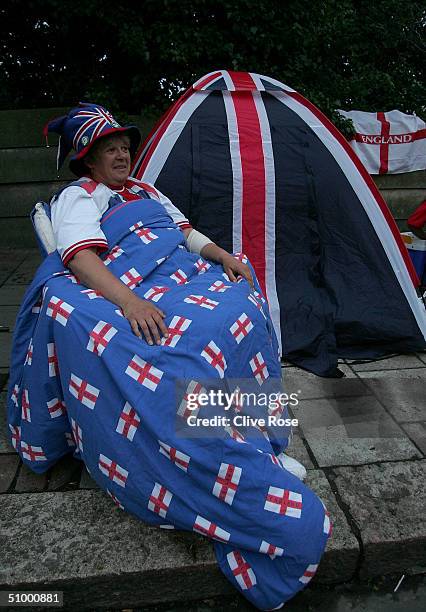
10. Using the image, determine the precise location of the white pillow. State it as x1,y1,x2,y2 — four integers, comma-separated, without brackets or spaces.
33,202,57,254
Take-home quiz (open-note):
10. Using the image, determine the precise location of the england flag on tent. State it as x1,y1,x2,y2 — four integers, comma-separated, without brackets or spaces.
338,109,426,175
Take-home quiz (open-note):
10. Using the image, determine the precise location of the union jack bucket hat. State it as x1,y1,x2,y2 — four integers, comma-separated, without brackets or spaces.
43,102,141,176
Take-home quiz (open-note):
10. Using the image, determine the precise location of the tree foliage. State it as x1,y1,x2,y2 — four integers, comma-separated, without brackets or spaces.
1,0,425,133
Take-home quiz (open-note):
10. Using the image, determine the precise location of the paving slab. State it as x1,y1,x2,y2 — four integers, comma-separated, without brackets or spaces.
0,285,28,306
14,463,47,493
418,352,426,365
350,354,425,371
400,422,426,455
292,397,421,467
305,470,360,582
283,367,367,402
331,461,426,578
0,305,20,331
285,430,315,469
0,249,27,278
47,455,82,491
0,489,233,609
357,368,426,379
362,378,426,423
3,255,42,285
79,467,99,489
0,374,7,391
0,391,14,453
0,479,357,610
0,332,12,369
0,454,20,492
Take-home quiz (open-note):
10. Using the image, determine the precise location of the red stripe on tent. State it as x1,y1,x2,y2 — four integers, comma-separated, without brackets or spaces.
286,92,420,287
228,72,258,90
377,112,391,174
230,76,267,294
193,71,223,91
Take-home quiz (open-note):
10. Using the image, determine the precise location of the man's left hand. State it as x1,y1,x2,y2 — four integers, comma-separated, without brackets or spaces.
221,253,254,289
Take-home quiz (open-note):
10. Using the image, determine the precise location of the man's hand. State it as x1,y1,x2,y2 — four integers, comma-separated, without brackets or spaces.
221,253,254,289
121,295,169,345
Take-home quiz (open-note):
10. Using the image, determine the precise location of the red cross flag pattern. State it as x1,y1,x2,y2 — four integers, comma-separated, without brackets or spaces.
212,462,242,505
249,352,269,385
47,397,66,419
148,483,173,518
87,321,118,356
184,294,219,310
227,551,257,590
120,268,143,290
177,380,207,419
71,418,83,452
8,424,21,450
161,315,192,347
21,441,47,462
69,373,100,409
208,280,231,292
115,401,141,441
193,515,231,542
24,339,33,366
107,489,124,510
201,341,227,377
98,454,128,487
47,343,58,377
170,269,188,285
125,355,163,391
11,384,19,407
264,486,303,518
80,288,104,299
259,540,284,559
144,286,170,302
46,296,74,326
21,390,30,422
194,258,211,274
299,563,318,584
230,313,253,344
158,440,191,472
103,246,124,266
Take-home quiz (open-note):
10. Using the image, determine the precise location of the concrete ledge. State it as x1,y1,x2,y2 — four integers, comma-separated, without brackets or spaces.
0,468,360,609
331,460,426,579
0,490,233,610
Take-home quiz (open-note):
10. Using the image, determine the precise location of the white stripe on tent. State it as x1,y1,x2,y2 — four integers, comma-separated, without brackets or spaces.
222,71,236,91
193,70,224,90
252,90,282,355
256,74,297,93
248,73,265,91
140,91,211,184
270,91,426,339
222,91,243,254
133,129,161,174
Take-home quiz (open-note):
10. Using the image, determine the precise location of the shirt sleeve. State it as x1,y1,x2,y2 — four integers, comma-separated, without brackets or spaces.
407,200,426,229
50,186,109,266
149,185,193,231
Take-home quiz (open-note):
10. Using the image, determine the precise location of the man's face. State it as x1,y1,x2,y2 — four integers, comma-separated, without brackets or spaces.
85,134,131,186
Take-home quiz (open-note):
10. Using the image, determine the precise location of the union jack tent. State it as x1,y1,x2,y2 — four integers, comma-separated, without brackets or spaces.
132,70,426,376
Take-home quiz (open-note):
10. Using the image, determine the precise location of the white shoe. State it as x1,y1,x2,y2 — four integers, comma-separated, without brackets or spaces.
277,453,307,481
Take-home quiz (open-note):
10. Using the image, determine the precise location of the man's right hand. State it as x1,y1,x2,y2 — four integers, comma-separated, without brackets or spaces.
120,295,169,345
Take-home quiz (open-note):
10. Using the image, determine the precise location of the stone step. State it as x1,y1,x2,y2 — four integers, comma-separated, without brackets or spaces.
0,469,360,609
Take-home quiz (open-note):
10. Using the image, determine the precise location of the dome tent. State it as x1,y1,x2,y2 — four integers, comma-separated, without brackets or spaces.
132,70,426,376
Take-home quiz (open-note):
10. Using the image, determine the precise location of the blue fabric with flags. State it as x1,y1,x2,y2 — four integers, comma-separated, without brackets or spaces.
7,196,330,609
